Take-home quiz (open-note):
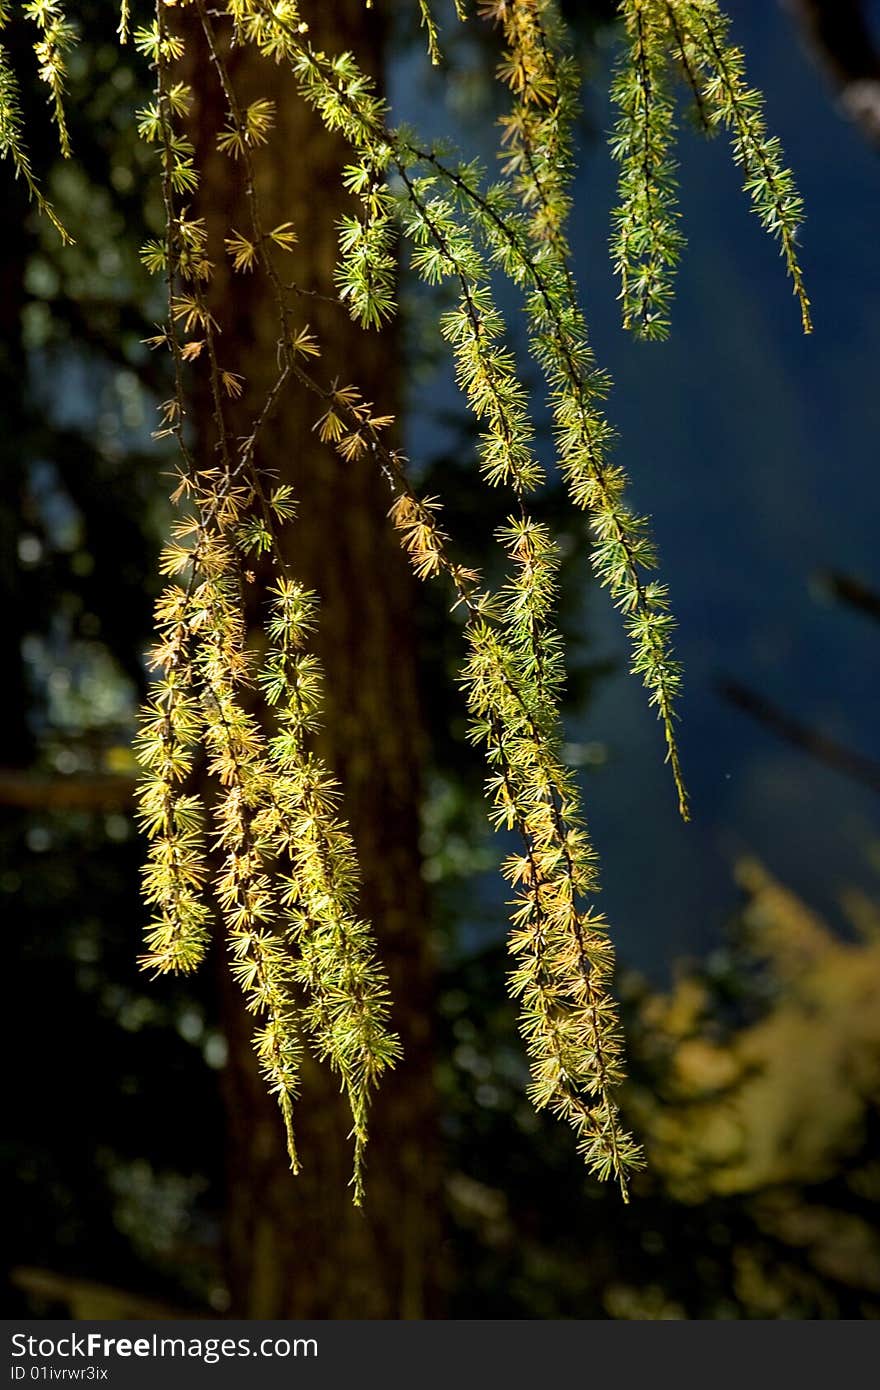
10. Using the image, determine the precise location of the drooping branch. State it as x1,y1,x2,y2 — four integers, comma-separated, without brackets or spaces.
132,0,400,1195
0,0,823,1200
719,677,880,795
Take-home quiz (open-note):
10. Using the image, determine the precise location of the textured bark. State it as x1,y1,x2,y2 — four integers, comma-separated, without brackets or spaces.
185,2,443,1318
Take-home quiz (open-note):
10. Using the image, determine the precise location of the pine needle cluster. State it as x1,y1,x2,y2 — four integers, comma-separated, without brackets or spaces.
611,0,812,339
3,0,814,1199
129,0,400,1201
0,0,75,238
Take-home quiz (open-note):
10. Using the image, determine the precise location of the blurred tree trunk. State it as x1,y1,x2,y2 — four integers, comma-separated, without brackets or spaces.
186,2,443,1317
0,159,34,774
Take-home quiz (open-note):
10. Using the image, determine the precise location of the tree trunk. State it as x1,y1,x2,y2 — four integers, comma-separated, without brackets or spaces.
186,2,443,1318
0,152,35,775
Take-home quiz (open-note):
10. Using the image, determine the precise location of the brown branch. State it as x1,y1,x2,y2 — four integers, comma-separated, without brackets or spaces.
11,1266,206,1320
718,677,880,794
785,0,880,148
0,771,136,810
814,569,880,624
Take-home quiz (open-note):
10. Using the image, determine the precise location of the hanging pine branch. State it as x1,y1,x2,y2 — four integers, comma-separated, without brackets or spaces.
1,0,814,1200
611,0,684,339
0,0,72,238
610,0,812,335
130,0,401,1200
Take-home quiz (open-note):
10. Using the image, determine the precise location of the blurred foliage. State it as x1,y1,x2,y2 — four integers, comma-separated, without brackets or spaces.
441,858,880,1317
